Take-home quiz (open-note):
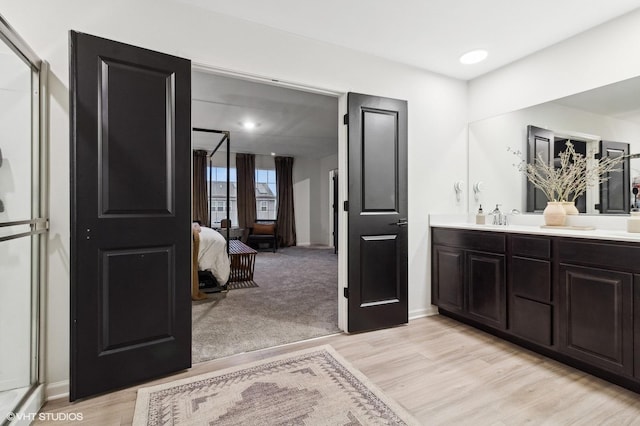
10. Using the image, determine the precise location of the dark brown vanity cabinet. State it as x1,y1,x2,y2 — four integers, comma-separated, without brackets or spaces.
432,228,506,330
431,227,640,393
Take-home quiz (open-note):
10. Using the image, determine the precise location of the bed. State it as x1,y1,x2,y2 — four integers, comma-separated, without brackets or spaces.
196,225,231,285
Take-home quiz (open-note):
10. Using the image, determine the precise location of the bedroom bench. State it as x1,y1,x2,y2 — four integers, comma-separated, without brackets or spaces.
228,239,257,282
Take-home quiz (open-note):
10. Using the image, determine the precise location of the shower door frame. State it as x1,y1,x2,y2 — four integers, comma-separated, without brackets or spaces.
0,14,48,420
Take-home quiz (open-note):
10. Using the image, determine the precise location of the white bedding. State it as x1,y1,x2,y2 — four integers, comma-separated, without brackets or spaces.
197,226,230,284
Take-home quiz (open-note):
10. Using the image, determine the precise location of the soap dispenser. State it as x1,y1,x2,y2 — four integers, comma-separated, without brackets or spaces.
476,205,485,225
491,204,503,225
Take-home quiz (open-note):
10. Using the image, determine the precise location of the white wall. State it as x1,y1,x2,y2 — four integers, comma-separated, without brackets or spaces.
293,172,311,245
0,0,468,390
469,8,640,122
292,154,338,246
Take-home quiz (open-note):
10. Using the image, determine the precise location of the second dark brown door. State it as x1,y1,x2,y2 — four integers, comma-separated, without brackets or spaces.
70,31,192,400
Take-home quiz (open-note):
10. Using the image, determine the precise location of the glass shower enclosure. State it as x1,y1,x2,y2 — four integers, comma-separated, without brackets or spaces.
0,15,47,421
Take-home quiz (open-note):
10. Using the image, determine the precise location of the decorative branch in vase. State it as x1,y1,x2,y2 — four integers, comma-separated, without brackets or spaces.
509,141,625,226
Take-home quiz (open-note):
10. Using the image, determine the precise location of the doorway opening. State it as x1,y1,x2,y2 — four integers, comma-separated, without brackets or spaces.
189,68,342,363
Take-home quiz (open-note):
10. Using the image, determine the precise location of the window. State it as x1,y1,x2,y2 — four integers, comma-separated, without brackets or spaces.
255,168,277,220
205,166,276,225
208,166,238,227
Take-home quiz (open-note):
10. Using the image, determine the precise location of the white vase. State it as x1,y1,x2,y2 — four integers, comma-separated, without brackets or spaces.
543,201,566,226
627,211,640,233
561,201,579,215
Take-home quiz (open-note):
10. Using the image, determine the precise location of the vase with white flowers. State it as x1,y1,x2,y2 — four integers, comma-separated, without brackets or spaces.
509,141,624,226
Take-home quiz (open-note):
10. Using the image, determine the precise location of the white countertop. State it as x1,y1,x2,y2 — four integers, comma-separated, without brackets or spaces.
429,214,640,243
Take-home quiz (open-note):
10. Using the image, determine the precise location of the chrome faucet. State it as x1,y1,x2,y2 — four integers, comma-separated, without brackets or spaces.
491,204,508,226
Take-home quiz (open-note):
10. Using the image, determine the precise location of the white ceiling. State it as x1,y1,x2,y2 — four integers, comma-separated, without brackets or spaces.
192,71,338,158
187,1,640,157
177,0,640,80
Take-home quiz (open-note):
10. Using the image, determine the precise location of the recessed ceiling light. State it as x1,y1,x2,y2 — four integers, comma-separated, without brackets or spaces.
242,121,256,130
459,49,488,65
270,152,276,156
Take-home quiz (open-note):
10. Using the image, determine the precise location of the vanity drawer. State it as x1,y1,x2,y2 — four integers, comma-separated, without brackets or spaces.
511,256,551,302
432,228,505,253
510,296,553,346
558,239,640,273
511,235,550,259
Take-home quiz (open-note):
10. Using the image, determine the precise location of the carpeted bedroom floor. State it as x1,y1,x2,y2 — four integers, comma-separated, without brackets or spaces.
192,245,340,364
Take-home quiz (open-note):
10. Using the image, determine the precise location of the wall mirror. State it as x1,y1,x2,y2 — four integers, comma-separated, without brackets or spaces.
468,75,640,215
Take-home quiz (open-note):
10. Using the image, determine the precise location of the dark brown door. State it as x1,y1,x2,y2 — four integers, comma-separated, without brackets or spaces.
599,140,630,214
346,93,408,332
333,171,338,254
526,125,553,212
70,32,191,400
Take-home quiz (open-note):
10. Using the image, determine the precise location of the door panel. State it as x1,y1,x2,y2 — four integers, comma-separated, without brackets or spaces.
100,247,174,351
360,235,398,303
362,110,397,211
70,31,191,400
99,58,175,215
599,140,630,214
526,125,552,212
347,93,408,332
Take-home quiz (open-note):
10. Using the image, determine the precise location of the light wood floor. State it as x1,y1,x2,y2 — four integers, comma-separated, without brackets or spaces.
35,315,640,425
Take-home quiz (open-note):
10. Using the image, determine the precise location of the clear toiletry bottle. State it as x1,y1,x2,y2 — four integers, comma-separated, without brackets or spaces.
476,205,485,224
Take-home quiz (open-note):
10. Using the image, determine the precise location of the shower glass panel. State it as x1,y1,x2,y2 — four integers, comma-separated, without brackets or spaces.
0,14,46,420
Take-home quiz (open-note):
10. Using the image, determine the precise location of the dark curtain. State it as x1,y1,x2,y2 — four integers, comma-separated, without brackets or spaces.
236,153,256,229
192,150,209,226
275,156,296,247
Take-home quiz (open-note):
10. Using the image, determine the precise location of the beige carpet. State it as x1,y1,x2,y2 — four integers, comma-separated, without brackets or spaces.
133,345,419,425
192,246,339,363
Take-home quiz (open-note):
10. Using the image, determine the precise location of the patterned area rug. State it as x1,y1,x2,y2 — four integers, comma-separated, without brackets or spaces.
133,345,419,425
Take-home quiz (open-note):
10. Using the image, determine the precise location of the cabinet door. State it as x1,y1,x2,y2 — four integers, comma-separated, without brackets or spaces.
558,264,633,376
466,251,506,329
432,245,464,314
635,275,640,379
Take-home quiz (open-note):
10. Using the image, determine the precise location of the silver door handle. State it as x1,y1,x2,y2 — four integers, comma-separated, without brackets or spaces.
390,219,408,227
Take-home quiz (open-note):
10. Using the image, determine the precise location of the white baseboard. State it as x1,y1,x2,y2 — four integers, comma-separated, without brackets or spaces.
45,380,69,401
295,242,311,246
409,305,438,320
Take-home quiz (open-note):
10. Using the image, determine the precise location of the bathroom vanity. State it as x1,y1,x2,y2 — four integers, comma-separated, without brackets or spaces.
431,222,640,392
